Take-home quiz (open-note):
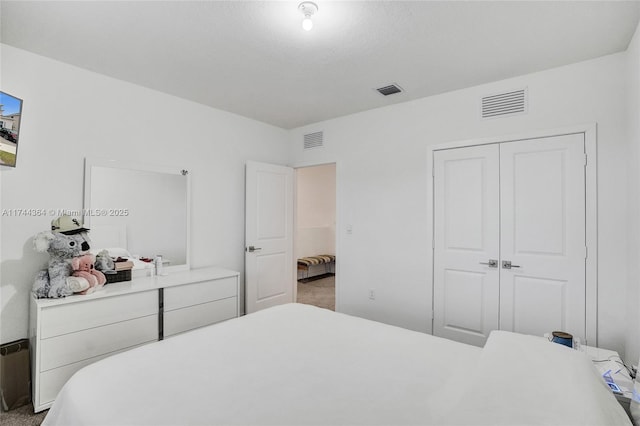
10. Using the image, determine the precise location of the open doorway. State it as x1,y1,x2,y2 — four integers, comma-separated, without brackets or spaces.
295,163,336,311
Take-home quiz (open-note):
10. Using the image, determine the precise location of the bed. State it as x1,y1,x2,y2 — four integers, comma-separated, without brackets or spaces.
43,303,631,425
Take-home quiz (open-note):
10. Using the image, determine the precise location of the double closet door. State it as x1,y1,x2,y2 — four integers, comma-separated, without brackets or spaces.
433,133,586,347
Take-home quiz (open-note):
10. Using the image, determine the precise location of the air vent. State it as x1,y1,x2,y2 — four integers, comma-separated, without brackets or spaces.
303,131,323,150
481,88,527,119
376,84,403,96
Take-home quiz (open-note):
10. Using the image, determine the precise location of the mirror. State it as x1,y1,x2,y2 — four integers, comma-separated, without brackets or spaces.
83,158,190,272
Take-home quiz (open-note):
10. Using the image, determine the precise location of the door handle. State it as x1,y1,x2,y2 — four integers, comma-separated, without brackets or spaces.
246,246,262,253
502,260,521,269
479,259,498,268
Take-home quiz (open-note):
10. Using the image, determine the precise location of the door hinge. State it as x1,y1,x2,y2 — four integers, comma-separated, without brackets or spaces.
584,246,588,259
432,238,435,249
584,153,588,167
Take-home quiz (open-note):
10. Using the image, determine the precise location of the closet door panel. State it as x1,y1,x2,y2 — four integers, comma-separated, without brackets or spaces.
508,276,568,336
433,145,500,347
499,134,586,340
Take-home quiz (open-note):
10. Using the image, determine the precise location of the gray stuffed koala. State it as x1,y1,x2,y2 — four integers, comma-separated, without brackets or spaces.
33,231,92,298
95,249,115,273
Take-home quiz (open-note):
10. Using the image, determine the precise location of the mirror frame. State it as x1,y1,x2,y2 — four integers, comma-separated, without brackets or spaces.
83,157,191,272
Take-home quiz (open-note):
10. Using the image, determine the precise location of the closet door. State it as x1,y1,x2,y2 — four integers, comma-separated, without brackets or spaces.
433,145,500,346
499,134,586,341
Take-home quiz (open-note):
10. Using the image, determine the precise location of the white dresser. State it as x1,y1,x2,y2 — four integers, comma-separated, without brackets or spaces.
29,266,240,412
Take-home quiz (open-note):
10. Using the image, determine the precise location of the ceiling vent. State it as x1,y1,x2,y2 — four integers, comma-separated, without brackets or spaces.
303,131,324,150
376,84,403,96
481,88,527,119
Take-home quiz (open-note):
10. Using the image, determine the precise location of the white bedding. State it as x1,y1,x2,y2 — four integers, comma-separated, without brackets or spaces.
439,331,631,426
43,304,630,426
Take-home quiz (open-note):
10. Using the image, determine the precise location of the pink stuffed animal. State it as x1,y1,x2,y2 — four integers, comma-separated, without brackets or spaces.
71,254,106,295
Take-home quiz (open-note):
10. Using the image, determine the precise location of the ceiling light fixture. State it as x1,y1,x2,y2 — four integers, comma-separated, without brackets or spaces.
298,1,318,31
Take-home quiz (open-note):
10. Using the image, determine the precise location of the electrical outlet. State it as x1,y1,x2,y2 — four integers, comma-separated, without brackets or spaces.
368,289,375,300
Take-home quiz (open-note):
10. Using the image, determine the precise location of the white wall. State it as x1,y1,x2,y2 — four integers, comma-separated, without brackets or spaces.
0,45,290,343
626,20,640,365
290,53,630,354
295,164,336,259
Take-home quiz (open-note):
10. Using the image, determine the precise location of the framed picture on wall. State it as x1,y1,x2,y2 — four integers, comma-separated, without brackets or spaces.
0,91,23,167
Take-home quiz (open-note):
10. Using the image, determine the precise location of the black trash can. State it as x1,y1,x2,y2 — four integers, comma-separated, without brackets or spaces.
0,339,31,411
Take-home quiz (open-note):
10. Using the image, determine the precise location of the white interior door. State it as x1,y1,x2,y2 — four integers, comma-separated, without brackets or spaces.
433,133,587,346
245,161,294,314
433,145,500,346
499,134,586,341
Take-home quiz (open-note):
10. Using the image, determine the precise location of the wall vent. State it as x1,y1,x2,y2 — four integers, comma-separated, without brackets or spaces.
481,88,527,119
303,131,324,150
376,84,403,96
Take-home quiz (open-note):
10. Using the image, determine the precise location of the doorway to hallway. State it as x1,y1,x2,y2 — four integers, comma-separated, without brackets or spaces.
295,163,336,310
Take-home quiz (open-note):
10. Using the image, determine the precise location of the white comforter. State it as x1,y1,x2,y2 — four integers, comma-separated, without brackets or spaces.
440,330,631,425
43,303,630,426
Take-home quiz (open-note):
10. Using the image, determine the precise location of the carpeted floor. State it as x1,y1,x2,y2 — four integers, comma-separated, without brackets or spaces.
296,274,335,311
0,404,47,426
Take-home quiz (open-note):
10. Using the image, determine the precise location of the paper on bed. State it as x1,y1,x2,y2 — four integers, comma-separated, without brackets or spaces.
438,330,632,426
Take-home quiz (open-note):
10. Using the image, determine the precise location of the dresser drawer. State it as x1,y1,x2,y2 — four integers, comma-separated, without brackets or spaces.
40,291,158,339
40,314,158,371
37,343,148,408
163,277,237,311
39,355,105,408
164,296,237,337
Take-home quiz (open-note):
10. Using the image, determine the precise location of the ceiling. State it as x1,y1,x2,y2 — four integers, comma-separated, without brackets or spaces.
1,1,639,129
